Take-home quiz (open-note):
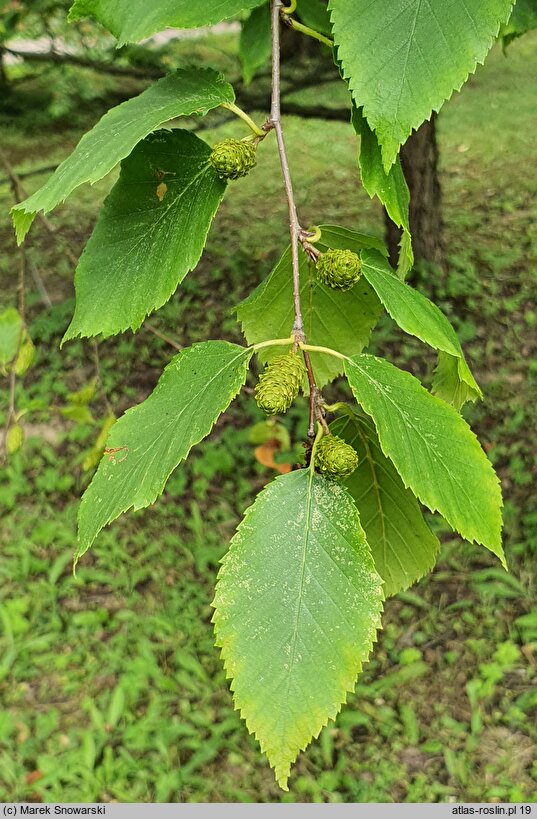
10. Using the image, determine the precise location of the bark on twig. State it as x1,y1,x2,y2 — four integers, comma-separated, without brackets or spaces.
268,0,322,440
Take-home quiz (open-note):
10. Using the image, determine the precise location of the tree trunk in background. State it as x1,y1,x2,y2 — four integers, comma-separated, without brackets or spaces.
0,50,9,96
385,113,445,273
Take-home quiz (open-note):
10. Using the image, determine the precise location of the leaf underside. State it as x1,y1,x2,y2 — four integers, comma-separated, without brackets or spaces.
11,68,233,242
332,413,440,597
69,0,266,44
236,225,385,388
360,249,481,407
344,354,504,564
297,0,332,35
432,351,482,411
213,469,384,789
75,341,252,564
351,106,413,277
330,0,515,170
239,4,272,85
64,129,226,340
502,0,537,43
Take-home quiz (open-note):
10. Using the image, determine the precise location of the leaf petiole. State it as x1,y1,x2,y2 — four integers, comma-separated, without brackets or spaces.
283,17,333,48
309,422,324,474
323,401,358,419
299,343,349,362
220,102,266,137
252,336,295,351
302,225,322,243
280,0,297,13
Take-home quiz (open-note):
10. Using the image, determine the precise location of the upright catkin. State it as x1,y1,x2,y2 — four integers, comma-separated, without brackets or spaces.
315,434,359,480
315,248,362,290
209,139,257,180
255,352,305,415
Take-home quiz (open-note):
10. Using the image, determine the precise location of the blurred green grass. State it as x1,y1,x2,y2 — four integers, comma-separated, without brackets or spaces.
0,30,536,803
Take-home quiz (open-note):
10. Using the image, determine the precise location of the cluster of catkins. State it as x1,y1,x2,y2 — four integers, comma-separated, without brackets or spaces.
254,349,358,481
209,139,360,481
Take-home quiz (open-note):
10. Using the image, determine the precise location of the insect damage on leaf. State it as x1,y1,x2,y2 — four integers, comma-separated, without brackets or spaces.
156,182,168,201
213,470,384,788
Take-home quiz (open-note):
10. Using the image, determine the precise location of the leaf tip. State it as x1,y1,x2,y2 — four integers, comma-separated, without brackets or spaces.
11,206,35,245
61,323,79,348
72,543,83,577
276,773,290,792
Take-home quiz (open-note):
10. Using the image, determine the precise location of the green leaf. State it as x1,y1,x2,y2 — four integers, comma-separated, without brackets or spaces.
75,341,252,564
344,354,504,564
360,249,481,407
239,4,272,86
502,0,537,44
247,419,291,449
297,0,332,35
0,307,22,370
63,130,227,340
0,311,32,378
6,424,24,455
330,0,515,170
351,106,413,277
69,0,266,44
331,413,440,597
59,405,95,425
83,412,117,472
67,379,98,406
213,469,383,789
236,225,384,387
432,351,483,411
12,332,35,377
11,69,233,243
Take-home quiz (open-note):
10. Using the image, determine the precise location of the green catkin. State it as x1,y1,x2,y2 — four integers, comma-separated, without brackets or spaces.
209,139,257,180
255,352,305,415
315,434,359,480
315,248,362,291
